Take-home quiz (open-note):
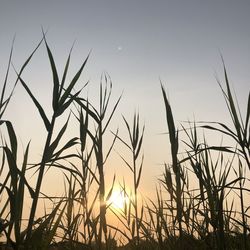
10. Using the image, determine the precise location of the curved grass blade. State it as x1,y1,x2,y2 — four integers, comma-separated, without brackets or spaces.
59,53,90,107
103,94,122,134
18,75,51,131
0,36,15,117
56,89,82,117
0,121,17,161
59,43,75,98
47,114,70,159
43,32,60,111
79,107,88,152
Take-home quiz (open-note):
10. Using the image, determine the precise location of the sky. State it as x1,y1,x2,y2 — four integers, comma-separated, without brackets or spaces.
0,0,250,195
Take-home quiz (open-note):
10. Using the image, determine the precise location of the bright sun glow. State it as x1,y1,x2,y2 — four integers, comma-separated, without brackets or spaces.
108,190,128,210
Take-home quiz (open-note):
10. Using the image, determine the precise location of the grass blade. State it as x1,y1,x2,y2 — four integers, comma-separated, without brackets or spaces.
18,76,51,131
43,32,60,111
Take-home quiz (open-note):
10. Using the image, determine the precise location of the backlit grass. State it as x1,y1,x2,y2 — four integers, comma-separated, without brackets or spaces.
0,36,249,250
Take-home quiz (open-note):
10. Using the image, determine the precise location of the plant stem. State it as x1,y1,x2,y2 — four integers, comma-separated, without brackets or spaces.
25,115,56,244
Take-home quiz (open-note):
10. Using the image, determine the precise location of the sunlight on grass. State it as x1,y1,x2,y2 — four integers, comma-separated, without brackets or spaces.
108,189,128,211
1,36,249,249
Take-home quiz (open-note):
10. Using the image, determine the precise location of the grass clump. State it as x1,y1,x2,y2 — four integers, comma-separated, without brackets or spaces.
0,36,249,250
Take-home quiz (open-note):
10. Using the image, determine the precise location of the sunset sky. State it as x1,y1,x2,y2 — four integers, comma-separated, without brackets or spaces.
0,0,250,194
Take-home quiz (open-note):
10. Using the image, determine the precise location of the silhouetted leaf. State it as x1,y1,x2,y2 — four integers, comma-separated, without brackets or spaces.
59,44,74,98
47,115,70,159
136,156,144,189
43,32,60,111
59,53,90,106
1,121,17,161
18,76,51,131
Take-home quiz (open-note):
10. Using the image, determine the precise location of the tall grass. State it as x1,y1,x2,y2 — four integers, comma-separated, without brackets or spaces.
112,113,145,247
0,37,249,249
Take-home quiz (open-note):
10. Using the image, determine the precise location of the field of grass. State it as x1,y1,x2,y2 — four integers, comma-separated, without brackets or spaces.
0,37,249,250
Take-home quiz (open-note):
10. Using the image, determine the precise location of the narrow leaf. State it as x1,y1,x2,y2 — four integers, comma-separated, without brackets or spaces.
18,76,51,131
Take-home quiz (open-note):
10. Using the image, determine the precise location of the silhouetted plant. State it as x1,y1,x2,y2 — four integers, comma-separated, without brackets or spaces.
0,36,249,250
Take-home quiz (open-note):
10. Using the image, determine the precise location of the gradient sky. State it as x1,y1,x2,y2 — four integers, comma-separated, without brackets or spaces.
1,0,250,194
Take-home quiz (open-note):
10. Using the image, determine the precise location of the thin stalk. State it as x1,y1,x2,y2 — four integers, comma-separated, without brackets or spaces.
239,161,247,250
97,122,108,249
161,84,183,245
25,114,56,243
132,150,139,246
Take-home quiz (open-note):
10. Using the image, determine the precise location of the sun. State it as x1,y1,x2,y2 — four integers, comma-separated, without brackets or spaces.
108,190,128,211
